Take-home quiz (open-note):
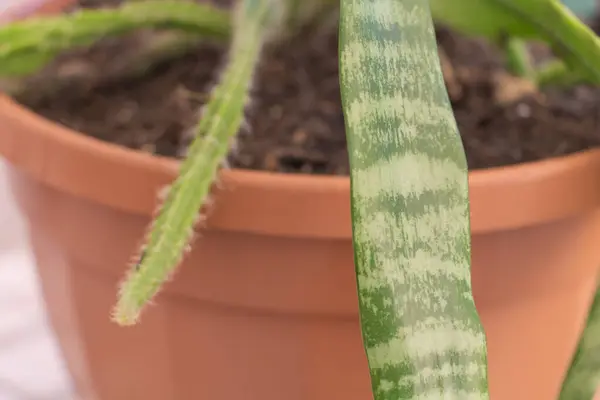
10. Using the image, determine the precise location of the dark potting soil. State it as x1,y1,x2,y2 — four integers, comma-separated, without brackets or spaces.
9,3,600,172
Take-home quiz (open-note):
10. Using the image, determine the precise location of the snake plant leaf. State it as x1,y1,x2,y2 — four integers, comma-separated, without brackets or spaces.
429,0,600,84
558,277,600,399
339,0,489,398
0,1,230,77
112,0,280,326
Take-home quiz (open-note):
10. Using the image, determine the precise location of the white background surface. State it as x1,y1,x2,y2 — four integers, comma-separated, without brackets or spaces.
0,161,73,400
0,0,74,396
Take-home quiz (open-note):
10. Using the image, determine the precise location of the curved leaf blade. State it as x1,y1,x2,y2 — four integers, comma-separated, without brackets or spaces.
430,0,600,84
0,1,231,77
339,0,490,398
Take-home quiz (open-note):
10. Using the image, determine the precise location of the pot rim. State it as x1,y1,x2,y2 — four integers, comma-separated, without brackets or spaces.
3,93,600,238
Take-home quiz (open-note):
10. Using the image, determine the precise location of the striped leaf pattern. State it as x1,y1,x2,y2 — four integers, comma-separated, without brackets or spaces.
339,0,490,398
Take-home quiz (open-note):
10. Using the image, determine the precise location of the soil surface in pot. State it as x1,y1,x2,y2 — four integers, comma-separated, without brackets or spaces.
7,1,600,172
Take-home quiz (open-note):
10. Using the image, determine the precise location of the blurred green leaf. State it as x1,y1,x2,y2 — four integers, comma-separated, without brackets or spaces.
0,1,230,77
430,0,600,84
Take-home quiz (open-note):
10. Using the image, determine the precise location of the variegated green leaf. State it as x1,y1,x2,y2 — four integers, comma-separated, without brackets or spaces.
559,277,600,400
339,0,489,398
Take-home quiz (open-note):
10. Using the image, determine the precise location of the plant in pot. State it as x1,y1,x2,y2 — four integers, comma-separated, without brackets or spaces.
1,0,600,398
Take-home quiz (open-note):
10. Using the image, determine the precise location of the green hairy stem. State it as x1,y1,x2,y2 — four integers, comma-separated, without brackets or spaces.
112,0,281,326
0,1,230,77
559,277,600,399
339,0,489,398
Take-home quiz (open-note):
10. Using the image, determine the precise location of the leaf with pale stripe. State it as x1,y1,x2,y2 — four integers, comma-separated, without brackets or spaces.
339,0,490,398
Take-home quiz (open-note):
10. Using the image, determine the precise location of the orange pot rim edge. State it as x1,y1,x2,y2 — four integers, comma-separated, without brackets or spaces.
2,93,600,238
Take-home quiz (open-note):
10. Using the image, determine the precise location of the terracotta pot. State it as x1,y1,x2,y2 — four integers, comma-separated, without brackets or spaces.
2,6,600,400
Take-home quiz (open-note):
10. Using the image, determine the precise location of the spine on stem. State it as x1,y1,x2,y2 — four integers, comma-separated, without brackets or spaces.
112,0,284,326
